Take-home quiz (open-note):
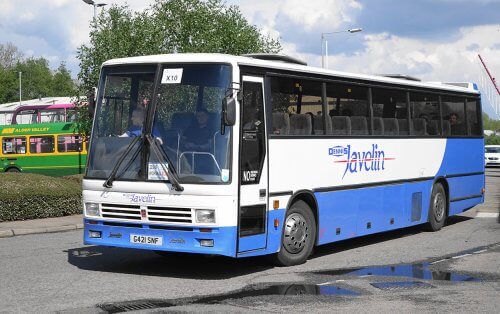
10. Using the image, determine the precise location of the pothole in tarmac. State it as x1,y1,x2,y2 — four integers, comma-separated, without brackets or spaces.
95,245,497,313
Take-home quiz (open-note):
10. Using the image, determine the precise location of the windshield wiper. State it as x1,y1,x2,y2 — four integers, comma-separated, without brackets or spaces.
145,134,184,192
103,136,142,188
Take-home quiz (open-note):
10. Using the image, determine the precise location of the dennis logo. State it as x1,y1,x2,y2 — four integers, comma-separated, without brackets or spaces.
329,144,395,178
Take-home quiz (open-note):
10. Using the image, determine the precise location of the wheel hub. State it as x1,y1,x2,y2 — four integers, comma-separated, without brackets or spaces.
283,213,309,254
434,193,445,222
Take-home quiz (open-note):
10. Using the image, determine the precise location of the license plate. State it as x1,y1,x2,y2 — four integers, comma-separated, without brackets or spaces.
130,234,163,246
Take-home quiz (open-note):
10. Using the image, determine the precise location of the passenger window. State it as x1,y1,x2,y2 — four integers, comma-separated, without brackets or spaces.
326,82,369,135
466,98,482,136
372,88,407,136
29,136,55,154
2,137,27,154
270,77,321,135
442,96,466,136
410,93,440,136
57,135,83,153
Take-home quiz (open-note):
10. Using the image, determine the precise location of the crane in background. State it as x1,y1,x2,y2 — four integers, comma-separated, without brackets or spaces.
478,54,500,119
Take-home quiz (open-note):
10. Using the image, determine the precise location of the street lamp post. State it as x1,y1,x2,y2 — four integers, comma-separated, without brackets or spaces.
18,72,22,106
82,0,107,19
321,28,362,69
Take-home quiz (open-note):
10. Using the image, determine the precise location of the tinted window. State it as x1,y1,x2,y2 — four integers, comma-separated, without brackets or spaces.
270,77,320,135
467,98,482,136
442,96,466,136
372,88,407,136
326,82,369,135
410,93,440,136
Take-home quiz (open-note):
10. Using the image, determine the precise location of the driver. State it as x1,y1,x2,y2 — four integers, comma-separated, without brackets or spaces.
182,109,214,152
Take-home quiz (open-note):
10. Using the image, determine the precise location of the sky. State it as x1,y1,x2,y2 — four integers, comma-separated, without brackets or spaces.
0,0,499,117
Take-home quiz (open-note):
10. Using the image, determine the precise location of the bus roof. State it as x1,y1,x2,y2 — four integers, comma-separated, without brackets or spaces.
102,53,480,95
13,103,75,112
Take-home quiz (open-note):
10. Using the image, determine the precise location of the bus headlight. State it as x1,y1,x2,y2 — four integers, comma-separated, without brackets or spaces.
195,209,215,223
85,203,100,217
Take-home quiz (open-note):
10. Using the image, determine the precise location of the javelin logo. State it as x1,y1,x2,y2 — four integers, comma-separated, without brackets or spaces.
328,144,395,178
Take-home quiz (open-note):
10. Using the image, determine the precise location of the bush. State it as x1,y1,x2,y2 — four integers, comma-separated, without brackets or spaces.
0,173,82,222
485,135,500,145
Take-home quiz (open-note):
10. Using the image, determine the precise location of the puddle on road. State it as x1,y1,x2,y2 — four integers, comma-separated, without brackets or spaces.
317,262,482,282
197,284,360,304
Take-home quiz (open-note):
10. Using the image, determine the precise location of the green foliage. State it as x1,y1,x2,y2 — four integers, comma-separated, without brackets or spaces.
77,0,282,94
52,62,77,96
483,113,500,131
0,173,82,222
485,135,500,145
0,52,77,104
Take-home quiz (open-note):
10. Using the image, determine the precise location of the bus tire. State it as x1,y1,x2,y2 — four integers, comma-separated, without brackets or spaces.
426,183,447,231
273,200,316,266
6,167,20,173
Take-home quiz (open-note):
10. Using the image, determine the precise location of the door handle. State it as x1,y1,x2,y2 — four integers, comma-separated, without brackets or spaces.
259,189,266,197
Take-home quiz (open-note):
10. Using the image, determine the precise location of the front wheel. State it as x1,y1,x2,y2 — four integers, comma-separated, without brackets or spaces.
426,183,447,231
6,167,20,173
273,200,316,266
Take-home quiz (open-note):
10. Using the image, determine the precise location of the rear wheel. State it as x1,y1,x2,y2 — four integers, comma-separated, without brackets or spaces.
6,168,20,173
426,183,447,231
273,200,316,266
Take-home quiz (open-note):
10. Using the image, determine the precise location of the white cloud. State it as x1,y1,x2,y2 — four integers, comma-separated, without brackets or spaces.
231,0,362,37
326,25,500,82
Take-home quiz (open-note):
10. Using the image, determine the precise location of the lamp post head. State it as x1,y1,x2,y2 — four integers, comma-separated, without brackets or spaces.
348,28,363,33
82,0,95,4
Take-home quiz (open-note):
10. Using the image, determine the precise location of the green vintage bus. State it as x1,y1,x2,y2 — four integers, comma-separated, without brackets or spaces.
0,122,87,176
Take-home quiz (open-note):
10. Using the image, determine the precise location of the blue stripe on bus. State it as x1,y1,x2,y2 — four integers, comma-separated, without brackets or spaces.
437,139,484,177
315,180,433,246
84,221,237,257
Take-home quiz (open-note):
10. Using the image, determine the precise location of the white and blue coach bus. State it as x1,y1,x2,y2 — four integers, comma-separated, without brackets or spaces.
83,53,484,266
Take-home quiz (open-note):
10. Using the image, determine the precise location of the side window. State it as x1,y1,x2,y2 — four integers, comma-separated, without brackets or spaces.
270,77,320,135
372,88,407,136
326,82,369,135
241,80,265,184
40,109,65,123
466,97,482,136
2,137,27,154
410,93,440,136
15,110,37,124
29,136,55,154
442,96,466,136
57,135,83,153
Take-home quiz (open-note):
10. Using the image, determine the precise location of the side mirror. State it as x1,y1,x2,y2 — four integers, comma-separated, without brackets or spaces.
223,96,236,126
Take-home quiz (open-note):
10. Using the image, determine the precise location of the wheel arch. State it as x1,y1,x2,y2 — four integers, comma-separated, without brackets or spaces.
286,190,319,245
4,165,22,173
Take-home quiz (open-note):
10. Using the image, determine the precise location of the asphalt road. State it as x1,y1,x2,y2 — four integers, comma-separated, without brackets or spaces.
0,169,499,313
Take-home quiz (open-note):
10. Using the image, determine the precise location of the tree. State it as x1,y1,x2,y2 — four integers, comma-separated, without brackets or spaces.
52,62,76,96
14,58,53,100
77,0,281,93
0,42,23,69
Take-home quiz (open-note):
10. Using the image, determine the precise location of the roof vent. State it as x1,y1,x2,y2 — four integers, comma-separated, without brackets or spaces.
378,74,421,82
242,53,307,66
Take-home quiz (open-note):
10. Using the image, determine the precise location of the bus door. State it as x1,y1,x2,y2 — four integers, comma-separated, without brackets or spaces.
238,76,268,253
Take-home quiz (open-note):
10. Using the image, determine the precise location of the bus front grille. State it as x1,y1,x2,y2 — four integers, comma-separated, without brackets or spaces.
101,203,141,220
147,206,193,223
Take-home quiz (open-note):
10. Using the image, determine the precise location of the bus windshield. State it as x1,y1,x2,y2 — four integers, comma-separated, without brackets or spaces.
86,63,232,184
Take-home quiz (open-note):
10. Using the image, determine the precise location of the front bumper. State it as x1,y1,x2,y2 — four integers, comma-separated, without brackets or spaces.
84,219,238,257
